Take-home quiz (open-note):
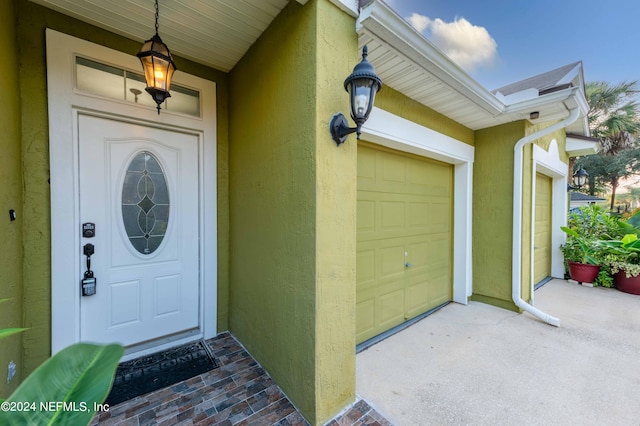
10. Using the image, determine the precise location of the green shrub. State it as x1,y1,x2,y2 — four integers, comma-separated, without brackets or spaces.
567,204,625,240
593,267,614,288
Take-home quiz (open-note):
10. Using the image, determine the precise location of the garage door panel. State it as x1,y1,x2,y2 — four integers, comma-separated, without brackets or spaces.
425,203,451,231
382,155,407,183
357,149,376,182
357,143,453,345
405,278,450,317
380,201,406,230
377,289,405,329
407,202,430,227
534,173,552,284
357,200,375,233
406,241,428,267
356,299,375,341
428,275,452,306
357,249,375,285
406,281,429,314
380,246,406,278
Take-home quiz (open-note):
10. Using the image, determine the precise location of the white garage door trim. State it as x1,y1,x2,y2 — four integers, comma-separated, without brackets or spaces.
361,107,474,304
531,140,568,303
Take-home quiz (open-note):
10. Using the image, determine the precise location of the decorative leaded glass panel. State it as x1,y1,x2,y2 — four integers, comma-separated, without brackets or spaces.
122,151,170,255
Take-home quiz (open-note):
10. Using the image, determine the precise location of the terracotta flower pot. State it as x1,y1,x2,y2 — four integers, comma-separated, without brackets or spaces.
613,271,640,295
568,262,600,284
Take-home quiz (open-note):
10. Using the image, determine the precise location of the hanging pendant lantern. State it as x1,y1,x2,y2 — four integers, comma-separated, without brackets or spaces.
137,0,177,114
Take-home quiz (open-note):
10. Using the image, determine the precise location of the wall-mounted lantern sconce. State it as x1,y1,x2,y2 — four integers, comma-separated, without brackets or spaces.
329,46,382,146
137,0,177,114
572,165,589,189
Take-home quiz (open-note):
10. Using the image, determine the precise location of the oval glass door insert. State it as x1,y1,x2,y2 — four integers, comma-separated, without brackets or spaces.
121,151,170,255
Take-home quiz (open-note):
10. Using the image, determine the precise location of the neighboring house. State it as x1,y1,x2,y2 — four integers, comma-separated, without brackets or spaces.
0,0,599,424
570,192,607,210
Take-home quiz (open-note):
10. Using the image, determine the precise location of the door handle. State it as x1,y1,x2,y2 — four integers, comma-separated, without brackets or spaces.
81,243,96,296
404,251,413,268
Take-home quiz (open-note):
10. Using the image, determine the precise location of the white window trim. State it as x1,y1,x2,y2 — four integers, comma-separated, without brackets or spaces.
46,29,218,355
361,107,474,304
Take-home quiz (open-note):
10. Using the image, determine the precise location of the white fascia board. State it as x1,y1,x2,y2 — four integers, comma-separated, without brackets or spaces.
329,0,358,17
556,62,583,87
499,87,590,136
566,136,601,156
503,87,579,115
357,0,504,115
503,86,589,130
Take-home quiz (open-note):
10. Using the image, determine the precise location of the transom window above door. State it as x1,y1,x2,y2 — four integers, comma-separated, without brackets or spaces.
75,56,200,117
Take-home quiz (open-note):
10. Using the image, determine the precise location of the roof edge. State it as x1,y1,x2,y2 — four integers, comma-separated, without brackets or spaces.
566,134,601,156
329,0,358,17
357,0,504,115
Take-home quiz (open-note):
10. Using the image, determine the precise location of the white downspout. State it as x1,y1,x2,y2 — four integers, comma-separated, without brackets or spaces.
512,106,581,327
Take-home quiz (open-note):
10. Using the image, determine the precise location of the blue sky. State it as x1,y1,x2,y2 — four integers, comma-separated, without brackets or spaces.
384,0,640,91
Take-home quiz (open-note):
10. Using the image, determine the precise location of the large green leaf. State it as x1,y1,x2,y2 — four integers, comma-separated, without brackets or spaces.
0,298,27,340
621,233,638,245
0,328,28,340
0,343,123,425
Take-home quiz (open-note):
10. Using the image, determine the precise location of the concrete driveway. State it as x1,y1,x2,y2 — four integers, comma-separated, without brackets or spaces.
356,279,640,425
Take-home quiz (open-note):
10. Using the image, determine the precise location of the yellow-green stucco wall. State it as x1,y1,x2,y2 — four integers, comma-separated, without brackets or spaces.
228,1,356,423
0,0,24,398
473,119,568,309
11,0,230,377
472,121,525,311
376,86,475,146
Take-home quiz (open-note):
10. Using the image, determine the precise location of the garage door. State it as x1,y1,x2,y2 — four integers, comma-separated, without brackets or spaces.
533,173,552,285
356,143,453,344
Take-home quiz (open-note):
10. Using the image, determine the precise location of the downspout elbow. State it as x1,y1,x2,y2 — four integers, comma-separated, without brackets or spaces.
512,107,581,327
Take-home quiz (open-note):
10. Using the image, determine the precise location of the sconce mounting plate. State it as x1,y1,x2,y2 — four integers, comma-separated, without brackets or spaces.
329,113,358,146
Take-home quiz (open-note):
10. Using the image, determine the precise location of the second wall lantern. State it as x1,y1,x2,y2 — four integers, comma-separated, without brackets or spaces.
572,166,589,189
329,45,382,146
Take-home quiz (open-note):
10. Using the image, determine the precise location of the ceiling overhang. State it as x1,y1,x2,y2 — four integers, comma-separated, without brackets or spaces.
30,0,355,73
29,0,297,73
30,0,589,135
566,134,601,157
357,0,590,134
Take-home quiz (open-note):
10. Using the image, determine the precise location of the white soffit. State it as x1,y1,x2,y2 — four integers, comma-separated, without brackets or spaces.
357,0,587,132
566,135,601,157
29,0,291,72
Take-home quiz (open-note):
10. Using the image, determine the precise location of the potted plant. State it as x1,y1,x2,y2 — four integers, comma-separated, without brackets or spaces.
599,233,640,295
560,226,601,284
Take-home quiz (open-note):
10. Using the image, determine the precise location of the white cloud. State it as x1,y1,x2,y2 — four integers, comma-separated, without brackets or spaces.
407,13,498,72
407,13,431,34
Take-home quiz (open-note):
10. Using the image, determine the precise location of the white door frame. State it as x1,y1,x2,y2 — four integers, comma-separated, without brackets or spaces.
46,29,217,355
361,107,475,304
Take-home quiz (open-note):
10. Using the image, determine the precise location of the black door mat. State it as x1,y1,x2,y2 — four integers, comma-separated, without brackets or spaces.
106,340,218,406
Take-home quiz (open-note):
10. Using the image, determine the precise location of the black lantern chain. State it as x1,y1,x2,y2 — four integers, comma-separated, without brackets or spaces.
154,0,159,35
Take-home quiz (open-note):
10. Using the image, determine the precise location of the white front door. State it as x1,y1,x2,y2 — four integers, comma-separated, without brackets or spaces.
79,114,200,347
